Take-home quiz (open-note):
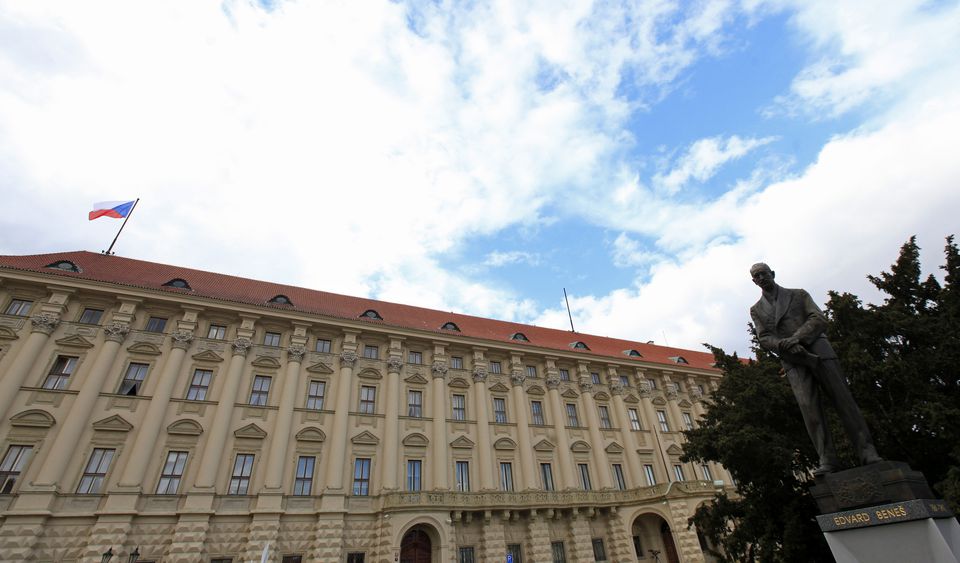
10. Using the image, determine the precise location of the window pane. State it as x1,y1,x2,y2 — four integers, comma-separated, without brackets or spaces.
566,404,579,427
455,461,470,491
541,463,554,491
249,376,271,406
353,458,371,496
406,460,422,492
578,463,591,490
0,445,33,494
156,451,188,494
499,462,513,491
407,390,422,417
315,338,331,353
489,361,501,374
4,299,32,316
77,448,114,494
187,369,212,400
307,380,326,410
493,398,507,423
79,308,103,325
407,351,423,364
294,456,315,496
207,324,226,339
644,464,657,486
264,332,281,346
452,394,466,420
450,356,463,369
531,401,545,425
359,386,376,414
145,317,167,333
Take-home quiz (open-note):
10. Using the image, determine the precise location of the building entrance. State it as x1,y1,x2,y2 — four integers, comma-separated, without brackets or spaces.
400,528,432,563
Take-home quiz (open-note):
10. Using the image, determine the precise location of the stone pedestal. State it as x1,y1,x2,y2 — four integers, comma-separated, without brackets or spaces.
812,462,960,563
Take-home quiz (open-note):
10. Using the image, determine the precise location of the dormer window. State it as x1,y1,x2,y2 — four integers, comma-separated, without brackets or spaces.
441,322,460,332
163,278,191,290
511,332,529,342
570,341,590,350
45,260,80,273
269,294,292,305
360,310,383,320
669,356,689,365
623,349,642,357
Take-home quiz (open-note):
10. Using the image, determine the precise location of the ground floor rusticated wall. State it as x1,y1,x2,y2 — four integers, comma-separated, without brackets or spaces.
0,483,721,563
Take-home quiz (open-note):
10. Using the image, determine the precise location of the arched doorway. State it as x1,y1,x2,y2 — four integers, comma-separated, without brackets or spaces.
631,513,680,563
400,528,432,563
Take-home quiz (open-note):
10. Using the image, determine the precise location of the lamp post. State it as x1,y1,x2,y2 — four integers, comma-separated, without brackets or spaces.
101,548,113,563
101,547,140,563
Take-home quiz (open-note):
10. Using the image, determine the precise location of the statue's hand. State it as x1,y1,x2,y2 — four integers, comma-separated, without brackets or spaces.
777,336,799,353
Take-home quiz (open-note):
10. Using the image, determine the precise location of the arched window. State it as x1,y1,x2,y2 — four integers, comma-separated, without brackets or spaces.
268,294,292,305
570,341,590,350
623,349,642,357
669,356,689,365
510,332,529,342
360,309,383,320
163,278,192,290
45,260,80,273
441,322,460,332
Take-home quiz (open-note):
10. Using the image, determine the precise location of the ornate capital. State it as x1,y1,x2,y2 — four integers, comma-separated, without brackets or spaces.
608,379,624,395
691,386,704,400
638,379,653,397
578,376,593,393
340,350,358,367
472,365,487,383
287,344,306,362
102,322,130,343
510,370,526,387
171,330,194,350
433,361,449,379
665,383,679,400
546,375,561,389
232,337,252,356
387,357,403,374
30,314,59,335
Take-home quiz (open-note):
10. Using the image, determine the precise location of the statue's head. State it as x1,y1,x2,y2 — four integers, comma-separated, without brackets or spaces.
750,262,776,290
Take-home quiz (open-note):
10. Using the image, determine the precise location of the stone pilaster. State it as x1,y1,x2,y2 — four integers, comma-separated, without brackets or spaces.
262,334,307,491
578,363,613,489
479,511,506,562
606,508,634,563
527,510,552,563
311,514,345,561
82,515,133,563
165,514,211,562
509,359,537,490
242,514,280,563
668,500,706,563
0,312,61,420
569,509,594,562
472,355,494,490
324,331,358,492
381,337,404,491
609,373,643,489
431,349,449,490
545,361,577,489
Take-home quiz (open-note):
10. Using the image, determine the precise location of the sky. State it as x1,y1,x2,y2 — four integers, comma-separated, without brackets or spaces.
1,0,959,357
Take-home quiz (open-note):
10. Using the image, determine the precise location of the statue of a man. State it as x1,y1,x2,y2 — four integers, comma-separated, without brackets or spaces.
749,263,882,475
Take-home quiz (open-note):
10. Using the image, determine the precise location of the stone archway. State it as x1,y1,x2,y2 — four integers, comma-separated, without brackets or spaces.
400,526,433,563
631,513,680,563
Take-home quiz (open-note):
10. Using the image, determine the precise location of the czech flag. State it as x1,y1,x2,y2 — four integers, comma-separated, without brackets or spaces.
89,201,136,221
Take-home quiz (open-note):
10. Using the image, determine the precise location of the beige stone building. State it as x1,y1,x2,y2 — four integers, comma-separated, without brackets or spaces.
0,251,730,563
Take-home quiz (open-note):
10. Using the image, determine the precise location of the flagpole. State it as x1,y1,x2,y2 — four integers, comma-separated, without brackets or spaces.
104,198,139,255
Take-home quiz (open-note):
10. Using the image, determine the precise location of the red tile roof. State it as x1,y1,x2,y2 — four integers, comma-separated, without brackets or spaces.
0,251,719,372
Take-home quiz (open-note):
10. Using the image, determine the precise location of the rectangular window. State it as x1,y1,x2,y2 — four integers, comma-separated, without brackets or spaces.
578,463,592,491
647,378,657,389
499,462,514,491
619,375,630,387
363,345,379,359
4,299,32,316
156,451,188,494
455,461,470,491
698,384,705,395
281,557,303,563
612,464,626,490
77,448,115,494
249,375,271,406
526,365,537,378
493,397,507,423
507,543,523,563
79,308,103,325
644,464,657,486
207,324,226,339
306,380,325,410
531,401,545,425
628,408,642,430
346,554,365,563
211,559,233,563
264,331,281,347
43,355,78,390
701,464,713,481
359,385,376,414
407,351,423,364
229,453,254,495
540,463,554,491
458,547,476,563
0,445,32,494
187,369,212,401
452,394,466,421
657,410,670,432
566,404,579,427
551,541,567,563
118,362,149,395
293,456,315,496
559,368,570,381
315,338,332,353
145,316,167,333
591,372,601,384
406,459,422,492
598,405,612,429
407,390,423,418
450,356,464,370
488,360,502,374
353,458,371,495
674,464,686,482
592,538,607,561
682,412,694,431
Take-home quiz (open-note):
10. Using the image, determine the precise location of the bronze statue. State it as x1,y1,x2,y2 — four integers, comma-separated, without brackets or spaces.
749,263,882,475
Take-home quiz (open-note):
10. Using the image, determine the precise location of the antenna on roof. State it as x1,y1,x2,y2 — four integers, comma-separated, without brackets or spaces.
563,288,576,332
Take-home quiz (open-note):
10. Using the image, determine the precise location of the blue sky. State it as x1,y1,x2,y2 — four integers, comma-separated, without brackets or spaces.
1,1,959,356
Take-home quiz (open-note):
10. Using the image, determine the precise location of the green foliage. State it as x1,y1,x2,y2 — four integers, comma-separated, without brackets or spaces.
683,236,960,562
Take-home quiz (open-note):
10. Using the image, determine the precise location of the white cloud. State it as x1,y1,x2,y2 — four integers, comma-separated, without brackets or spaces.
610,233,662,268
653,134,776,194
483,251,541,268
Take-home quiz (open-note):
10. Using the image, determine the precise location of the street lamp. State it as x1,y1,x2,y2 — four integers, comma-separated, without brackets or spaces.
100,547,139,563
128,547,140,563
101,548,113,563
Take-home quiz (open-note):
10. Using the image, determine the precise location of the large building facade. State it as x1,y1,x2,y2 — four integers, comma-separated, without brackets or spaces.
0,251,730,562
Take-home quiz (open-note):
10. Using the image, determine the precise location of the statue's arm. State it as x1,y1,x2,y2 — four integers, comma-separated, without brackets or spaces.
751,308,779,353
792,289,829,345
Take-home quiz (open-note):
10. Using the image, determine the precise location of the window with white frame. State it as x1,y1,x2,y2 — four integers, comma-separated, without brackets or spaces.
306,380,325,410
591,372,601,384
541,463,554,491
682,412,694,431
0,445,32,494
118,362,149,395
493,397,507,423
701,464,713,481
592,538,607,562
4,299,32,316
657,410,670,432
628,408,642,430
315,338,331,353
187,369,212,400
450,356,464,369
499,462,514,491
551,541,567,563
673,464,686,481
229,454,254,495
353,458,371,495
406,459,422,492
452,394,466,420
644,464,657,486
489,361,502,374
526,365,537,378
455,461,470,491
578,463,592,490
77,448,115,494
363,345,378,359
263,331,281,346
294,456,315,496
359,385,376,414
531,401,545,425
407,390,423,417
79,308,103,325
407,350,423,364
156,451,188,494
249,375,271,406
612,464,626,490
145,316,167,333
559,368,570,381
43,355,77,390
207,324,226,339
566,404,580,427
598,405,612,428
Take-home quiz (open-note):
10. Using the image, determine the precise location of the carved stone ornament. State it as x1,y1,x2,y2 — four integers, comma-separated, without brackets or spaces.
30,314,60,335
287,344,306,362
171,330,194,350
691,385,704,400
608,379,624,395
665,383,680,400
387,357,404,374
472,365,487,383
546,374,561,389
432,361,449,379
510,370,526,387
638,380,653,397
340,350,358,367
578,377,594,393
232,337,252,356
102,322,130,343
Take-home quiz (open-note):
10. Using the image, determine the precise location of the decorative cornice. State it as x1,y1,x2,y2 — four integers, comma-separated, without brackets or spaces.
232,337,252,356
608,380,624,395
340,350,358,367
472,365,487,383
432,361,448,379
30,314,59,335
171,330,194,350
287,344,306,362
102,322,130,343
387,357,404,374
546,375,561,389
